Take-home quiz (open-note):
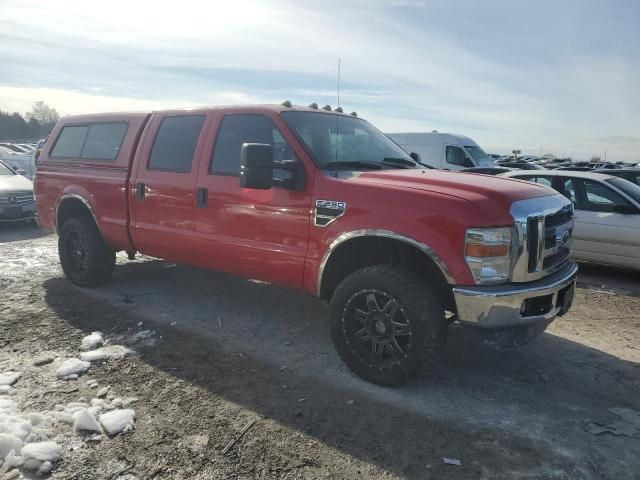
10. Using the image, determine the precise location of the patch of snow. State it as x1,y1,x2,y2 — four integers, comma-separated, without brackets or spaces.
96,386,110,398
52,412,74,425
111,329,158,348
37,460,53,474
0,372,22,386
0,433,23,461
80,345,134,362
86,379,98,388
73,409,101,433
26,413,44,426
80,332,103,351
0,385,11,395
56,358,91,379
20,441,62,471
99,409,135,436
3,468,20,479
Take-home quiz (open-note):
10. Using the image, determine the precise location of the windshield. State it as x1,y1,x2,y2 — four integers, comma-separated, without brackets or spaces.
281,111,413,169
607,178,640,203
0,162,15,175
464,145,492,166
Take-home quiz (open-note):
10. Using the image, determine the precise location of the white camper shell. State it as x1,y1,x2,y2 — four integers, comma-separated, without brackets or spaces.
386,132,493,170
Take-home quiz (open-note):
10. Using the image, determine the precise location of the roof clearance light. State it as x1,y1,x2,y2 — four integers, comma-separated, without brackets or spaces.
322,105,332,111
350,112,358,117
281,100,292,108
335,107,343,113
308,102,318,109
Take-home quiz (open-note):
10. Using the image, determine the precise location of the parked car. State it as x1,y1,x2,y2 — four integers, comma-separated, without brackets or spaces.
0,160,36,222
36,103,577,385
541,158,571,168
501,170,640,270
16,144,36,152
1,151,37,180
589,162,620,170
386,132,494,170
0,143,30,154
496,161,545,170
34,138,47,163
554,166,593,171
460,167,513,175
599,168,640,187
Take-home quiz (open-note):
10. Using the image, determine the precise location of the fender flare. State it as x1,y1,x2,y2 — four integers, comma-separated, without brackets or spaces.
55,193,101,234
316,229,455,296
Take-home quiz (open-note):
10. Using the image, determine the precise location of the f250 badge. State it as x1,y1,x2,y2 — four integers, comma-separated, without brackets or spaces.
314,200,346,227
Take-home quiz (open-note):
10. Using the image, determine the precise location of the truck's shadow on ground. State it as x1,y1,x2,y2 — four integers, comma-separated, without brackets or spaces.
0,221,50,243
42,258,640,478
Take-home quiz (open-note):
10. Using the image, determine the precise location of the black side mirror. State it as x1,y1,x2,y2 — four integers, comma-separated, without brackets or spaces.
613,204,638,215
240,143,273,190
409,152,421,163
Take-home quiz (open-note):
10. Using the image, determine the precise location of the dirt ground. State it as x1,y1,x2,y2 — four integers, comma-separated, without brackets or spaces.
1,222,639,479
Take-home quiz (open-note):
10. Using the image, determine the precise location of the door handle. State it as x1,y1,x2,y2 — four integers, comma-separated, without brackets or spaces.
196,187,208,208
136,182,146,201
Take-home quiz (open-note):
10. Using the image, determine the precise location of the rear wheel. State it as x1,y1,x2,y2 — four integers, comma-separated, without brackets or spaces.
329,265,447,386
58,217,115,287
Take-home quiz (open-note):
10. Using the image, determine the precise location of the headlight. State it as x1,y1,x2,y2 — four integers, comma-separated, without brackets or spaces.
465,227,512,284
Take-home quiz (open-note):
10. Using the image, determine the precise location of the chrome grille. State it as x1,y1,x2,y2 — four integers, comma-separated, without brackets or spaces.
510,196,574,282
0,190,34,206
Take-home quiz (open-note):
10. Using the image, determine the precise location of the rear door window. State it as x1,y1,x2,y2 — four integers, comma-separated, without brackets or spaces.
51,126,89,158
148,115,205,172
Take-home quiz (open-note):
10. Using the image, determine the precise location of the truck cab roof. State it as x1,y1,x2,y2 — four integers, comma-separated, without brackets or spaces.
58,104,358,125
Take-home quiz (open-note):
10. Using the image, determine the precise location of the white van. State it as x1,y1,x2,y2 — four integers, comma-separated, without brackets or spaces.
386,132,494,170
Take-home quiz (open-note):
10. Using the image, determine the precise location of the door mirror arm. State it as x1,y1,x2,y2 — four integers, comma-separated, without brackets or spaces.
240,144,306,191
273,159,306,191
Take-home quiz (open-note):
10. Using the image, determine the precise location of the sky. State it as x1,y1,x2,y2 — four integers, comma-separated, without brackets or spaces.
0,0,638,161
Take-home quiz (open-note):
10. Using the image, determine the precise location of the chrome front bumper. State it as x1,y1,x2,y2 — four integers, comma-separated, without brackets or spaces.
452,261,578,329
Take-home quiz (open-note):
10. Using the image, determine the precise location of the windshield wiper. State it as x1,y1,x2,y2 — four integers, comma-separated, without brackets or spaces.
323,160,390,170
384,157,432,169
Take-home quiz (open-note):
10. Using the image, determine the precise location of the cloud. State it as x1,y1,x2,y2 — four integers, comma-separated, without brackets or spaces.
0,0,638,161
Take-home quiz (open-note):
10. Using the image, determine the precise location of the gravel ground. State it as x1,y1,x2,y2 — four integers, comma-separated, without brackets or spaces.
1,222,639,479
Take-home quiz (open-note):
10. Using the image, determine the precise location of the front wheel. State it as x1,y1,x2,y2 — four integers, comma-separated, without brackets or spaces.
329,265,447,386
58,217,115,287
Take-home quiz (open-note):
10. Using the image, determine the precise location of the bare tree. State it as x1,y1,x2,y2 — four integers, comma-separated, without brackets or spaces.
26,101,60,126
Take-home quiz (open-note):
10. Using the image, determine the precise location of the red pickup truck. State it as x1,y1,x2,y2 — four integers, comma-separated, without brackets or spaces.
35,102,577,385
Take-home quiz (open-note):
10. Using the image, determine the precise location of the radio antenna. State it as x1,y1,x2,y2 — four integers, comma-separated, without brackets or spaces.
333,58,341,175
337,58,341,108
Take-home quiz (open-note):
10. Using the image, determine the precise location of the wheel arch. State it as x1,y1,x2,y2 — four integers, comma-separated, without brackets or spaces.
55,194,100,234
317,230,455,308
